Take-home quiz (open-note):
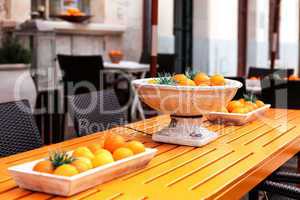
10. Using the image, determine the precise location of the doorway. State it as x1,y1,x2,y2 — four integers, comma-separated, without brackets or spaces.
174,0,193,73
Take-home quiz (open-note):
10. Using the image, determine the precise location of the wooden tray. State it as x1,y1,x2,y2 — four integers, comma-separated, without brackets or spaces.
205,104,271,125
8,148,157,196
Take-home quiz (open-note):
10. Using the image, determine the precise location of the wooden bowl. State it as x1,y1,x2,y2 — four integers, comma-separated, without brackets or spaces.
132,78,243,116
56,15,92,23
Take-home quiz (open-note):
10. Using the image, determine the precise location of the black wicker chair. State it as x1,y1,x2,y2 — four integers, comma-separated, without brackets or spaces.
248,67,294,79
0,100,43,157
251,79,300,199
57,54,104,95
261,79,300,109
67,89,127,137
250,171,300,199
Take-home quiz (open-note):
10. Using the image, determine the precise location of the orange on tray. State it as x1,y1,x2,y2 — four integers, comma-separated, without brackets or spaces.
226,96,265,114
88,143,103,154
33,160,54,174
113,147,134,161
124,141,145,154
104,134,126,153
92,152,114,168
54,164,79,177
30,134,147,178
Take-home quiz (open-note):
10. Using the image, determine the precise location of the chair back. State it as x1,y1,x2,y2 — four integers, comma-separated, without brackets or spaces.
248,67,294,79
57,54,104,95
261,80,300,109
67,89,127,136
0,100,42,157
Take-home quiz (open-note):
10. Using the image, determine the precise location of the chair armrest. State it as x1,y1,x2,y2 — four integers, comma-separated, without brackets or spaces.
258,180,300,199
269,171,300,184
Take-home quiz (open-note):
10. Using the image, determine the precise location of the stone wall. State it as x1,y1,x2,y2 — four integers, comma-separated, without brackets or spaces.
0,0,6,19
0,0,7,43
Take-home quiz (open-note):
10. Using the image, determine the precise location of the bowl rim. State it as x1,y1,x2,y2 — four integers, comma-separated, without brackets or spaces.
132,78,243,91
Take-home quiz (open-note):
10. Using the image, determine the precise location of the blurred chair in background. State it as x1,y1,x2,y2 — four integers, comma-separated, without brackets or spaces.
67,89,127,137
0,100,42,157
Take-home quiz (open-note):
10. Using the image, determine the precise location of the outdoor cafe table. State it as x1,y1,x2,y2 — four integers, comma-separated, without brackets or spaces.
0,109,300,199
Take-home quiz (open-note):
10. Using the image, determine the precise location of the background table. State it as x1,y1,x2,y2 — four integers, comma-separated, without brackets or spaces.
0,109,300,199
104,61,150,120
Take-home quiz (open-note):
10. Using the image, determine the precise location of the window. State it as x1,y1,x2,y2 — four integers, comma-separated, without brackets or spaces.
31,0,90,18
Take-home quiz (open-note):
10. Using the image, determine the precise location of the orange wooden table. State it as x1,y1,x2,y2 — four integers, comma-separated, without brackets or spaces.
0,109,300,199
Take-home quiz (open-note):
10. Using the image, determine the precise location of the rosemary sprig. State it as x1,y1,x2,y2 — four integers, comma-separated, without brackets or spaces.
243,93,257,103
185,68,197,80
49,151,76,168
157,73,176,85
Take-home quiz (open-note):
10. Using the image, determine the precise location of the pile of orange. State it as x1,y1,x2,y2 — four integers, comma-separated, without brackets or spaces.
33,134,145,177
224,98,265,114
148,72,226,86
109,50,123,57
63,7,85,16
173,73,226,86
249,76,260,80
109,50,123,63
288,75,300,81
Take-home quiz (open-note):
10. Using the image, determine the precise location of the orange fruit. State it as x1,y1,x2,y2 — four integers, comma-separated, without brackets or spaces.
71,157,93,173
92,152,114,168
124,141,145,154
197,83,210,86
88,143,102,154
288,75,300,81
177,79,196,86
113,147,134,161
239,98,245,105
210,74,225,86
172,74,188,83
33,160,54,174
94,148,112,157
231,107,248,114
54,164,79,177
249,76,258,80
256,100,265,108
193,72,210,86
243,105,253,113
104,134,125,153
244,101,258,110
73,147,95,160
148,79,158,84
227,100,244,113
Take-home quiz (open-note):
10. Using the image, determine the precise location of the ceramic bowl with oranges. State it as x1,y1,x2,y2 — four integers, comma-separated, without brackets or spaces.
8,134,157,196
206,94,271,125
133,72,243,116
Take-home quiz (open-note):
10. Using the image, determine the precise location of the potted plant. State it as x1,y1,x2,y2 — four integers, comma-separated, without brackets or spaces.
0,36,36,107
